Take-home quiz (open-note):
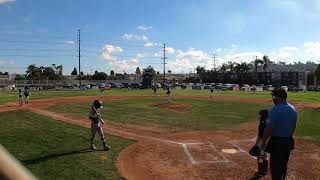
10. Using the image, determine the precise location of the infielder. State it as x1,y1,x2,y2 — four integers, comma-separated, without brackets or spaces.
88,100,111,151
210,87,214,99
166,88,171,103
18,89,23,105
153,86,157,95
24,87,30,104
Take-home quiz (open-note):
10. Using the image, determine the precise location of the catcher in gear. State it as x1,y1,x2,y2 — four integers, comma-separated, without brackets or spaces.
249,109,269,177
88,100,111,151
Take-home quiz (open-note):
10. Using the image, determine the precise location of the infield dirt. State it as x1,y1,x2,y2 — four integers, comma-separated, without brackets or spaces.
0,95,319,179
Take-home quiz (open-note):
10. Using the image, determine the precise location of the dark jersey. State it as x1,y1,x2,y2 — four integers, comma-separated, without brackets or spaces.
24,91,29,96
89,106,101,124
258,121,267,138
210,89,214,93
166,90,171,95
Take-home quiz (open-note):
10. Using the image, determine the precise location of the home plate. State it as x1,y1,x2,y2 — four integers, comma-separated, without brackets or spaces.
221,149,238,154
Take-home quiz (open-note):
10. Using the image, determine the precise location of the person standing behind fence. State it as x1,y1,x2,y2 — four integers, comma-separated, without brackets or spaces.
24,87,30,104
260,87,297,180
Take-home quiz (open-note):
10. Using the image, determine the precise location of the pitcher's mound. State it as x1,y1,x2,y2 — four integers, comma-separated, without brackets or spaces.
152,103,191,112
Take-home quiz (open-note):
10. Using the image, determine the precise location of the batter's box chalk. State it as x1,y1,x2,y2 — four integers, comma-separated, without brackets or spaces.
182,142,230,165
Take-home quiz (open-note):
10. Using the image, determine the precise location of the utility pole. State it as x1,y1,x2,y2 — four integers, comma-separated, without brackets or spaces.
212,54,217,71
162,43,167,84
77,29,81,86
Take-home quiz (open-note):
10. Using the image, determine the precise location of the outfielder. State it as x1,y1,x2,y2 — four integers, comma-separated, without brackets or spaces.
88,100,111,151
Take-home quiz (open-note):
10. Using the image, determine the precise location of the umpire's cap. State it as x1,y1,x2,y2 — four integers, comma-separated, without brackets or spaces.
271,87,287,98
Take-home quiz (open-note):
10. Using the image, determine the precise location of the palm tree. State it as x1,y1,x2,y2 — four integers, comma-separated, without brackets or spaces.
253,58,263,73
262,55,273,72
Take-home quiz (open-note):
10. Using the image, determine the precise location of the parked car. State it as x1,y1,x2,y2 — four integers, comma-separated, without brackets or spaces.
204,84,212,89
241,84,251,91
307,85,316,91
98,84,111,90
215,83,223,90
264,85,273,91
153,83,161,88
297,85,306,92
317,86,320,91
221,84,233,91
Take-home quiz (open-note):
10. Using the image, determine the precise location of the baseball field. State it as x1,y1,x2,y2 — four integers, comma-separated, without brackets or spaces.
0,89,319,179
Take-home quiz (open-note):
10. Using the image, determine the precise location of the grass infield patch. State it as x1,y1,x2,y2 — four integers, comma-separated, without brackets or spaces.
0,110,134,179
47,98,270,131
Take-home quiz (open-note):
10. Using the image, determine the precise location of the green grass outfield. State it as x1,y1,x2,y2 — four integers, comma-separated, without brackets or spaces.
0,110,134,179
296,109,320,144
47,98,320,144
47,98,270,131
1,88,320,105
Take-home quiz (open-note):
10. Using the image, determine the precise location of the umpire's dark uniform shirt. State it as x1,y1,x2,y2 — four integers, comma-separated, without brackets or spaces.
266,102,297,180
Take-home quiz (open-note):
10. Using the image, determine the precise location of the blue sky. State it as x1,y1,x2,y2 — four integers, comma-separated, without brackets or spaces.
1,0,320,74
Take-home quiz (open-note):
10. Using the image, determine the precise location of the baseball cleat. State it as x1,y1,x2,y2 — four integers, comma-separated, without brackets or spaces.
103,144,111,151
90,144,97,150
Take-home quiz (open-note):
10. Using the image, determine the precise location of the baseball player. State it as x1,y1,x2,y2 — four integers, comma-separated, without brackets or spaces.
23,87,30,104
153,86,157,95
88,100,111,151
249,109,269,177
166,88,171,103
210,87,214,99
18,89,24,105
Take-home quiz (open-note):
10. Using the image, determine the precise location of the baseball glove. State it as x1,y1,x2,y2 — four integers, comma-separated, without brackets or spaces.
249,145,260,156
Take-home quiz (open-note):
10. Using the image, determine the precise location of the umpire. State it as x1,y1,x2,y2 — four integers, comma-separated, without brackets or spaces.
260,87,297,180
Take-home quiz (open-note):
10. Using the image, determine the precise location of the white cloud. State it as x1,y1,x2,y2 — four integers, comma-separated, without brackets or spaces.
65,41,75,45
136,53,144,58
222,52,264,64
122,33,149,41
166,48,213,73
303,41,320,59
23,15,32,23
166,47,175,54
144,42,160,47
108,58,140,73
0,0,15,4
0,60,15,65
137,25,152,31
215,48,222,53
101,44,123,61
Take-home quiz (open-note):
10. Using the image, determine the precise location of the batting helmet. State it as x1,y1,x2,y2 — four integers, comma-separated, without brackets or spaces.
93,100,103,109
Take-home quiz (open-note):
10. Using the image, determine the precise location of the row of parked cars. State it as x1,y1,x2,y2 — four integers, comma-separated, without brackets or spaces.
152,83,310,92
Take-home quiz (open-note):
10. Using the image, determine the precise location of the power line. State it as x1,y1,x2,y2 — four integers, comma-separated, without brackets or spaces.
0,48,75,52
0,54,76,57
0,39,74,45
